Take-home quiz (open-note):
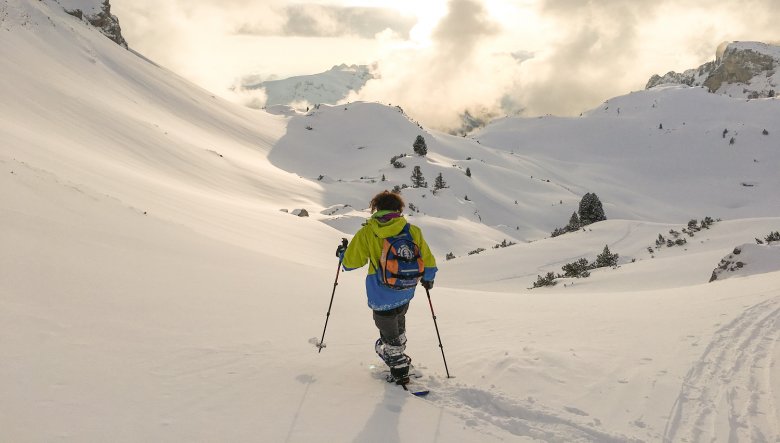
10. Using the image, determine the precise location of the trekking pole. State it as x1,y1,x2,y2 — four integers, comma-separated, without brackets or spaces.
424,287,451,378
317,238,348,353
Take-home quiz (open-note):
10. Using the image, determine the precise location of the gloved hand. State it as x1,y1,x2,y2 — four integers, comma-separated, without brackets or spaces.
335,238,348,259
421,279,434,290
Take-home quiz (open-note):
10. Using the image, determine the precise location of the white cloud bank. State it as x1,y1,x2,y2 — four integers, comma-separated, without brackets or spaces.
112,0,780,130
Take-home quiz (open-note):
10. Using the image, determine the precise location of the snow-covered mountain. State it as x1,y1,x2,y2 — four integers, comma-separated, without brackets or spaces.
646,41,779,99
277,85,779,257
2,1,779,441
238,64,374,109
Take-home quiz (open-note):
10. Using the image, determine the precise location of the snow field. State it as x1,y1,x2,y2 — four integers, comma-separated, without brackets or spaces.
1,1,779,441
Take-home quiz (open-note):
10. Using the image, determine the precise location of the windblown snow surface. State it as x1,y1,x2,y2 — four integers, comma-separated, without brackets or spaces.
1,1,779,441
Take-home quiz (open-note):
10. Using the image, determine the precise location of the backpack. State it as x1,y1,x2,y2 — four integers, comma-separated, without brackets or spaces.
377,224,424,290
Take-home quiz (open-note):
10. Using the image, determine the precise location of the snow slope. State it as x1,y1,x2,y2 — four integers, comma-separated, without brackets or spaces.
1,1,779,442
269,85,779,257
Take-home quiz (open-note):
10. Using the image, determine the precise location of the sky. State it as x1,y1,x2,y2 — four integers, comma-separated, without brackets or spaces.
112,0,780,130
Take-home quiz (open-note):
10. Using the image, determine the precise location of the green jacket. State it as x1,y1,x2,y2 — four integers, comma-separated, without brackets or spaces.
343,214,437,310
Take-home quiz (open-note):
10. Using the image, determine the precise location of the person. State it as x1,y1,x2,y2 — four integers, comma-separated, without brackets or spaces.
336,190,437,383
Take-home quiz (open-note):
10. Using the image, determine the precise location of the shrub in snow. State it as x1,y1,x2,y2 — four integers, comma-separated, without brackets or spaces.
467,248,486,255
446,252,455,260
762,129,769,135
532,245,622,288
413,135,427,156
550,211,586,238
729,137,735,145
701,216,715,229
551,227,567,238
492,239,516,249
466,167,472,177
562,258,591,278
390,154,407,168
578,193,606,226
652,216,717,252
411,166,427,188
532,272,558,288
764,231,780,243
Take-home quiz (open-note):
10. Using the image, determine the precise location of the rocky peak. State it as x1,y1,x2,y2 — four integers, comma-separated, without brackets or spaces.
59,0,127,48
646,41,779,99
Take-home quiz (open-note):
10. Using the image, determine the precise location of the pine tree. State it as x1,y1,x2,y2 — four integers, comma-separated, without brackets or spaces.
578,193,606,225
465,167,471,177
411,166,427,188
413,135,427,156
433,172,447,190
594,245,619,268
566,211,580,231
381,174,386,181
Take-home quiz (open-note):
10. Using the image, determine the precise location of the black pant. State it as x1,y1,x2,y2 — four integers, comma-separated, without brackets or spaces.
373,303,409,346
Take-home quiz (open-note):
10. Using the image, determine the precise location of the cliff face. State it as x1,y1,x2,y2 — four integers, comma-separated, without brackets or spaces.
61,0,127,48
703,44,775,92
646,42,779,99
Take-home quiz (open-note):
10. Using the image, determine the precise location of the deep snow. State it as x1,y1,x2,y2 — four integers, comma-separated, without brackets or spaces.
1,1,778,442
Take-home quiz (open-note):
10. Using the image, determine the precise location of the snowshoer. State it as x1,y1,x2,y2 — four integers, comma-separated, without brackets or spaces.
336,191,437,383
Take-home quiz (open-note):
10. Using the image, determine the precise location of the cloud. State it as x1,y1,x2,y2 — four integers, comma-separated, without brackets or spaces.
349,0,518,131
511,0,780,116
236,5,416,39
112,0,780,132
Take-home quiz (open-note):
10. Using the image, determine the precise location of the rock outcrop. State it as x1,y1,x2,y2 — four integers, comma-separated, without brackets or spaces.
646,42,779,99
709,242,780,282
62,0,127,48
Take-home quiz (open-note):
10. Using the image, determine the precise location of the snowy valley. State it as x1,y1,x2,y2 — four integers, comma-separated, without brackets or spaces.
1,0,779,442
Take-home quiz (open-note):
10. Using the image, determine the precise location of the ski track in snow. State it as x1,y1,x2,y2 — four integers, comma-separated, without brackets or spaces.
369,365,638,441
417,378,641,442
663,296,780,442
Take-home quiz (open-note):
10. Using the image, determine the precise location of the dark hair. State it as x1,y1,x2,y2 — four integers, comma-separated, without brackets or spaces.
370,190,405,212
